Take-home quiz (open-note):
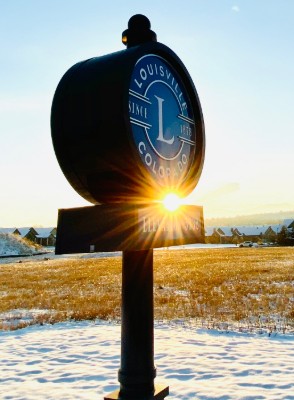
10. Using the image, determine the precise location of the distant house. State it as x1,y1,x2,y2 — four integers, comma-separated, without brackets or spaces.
263,224,282,243
0,226,57,247
205,226,241,244
205,227,227,244
35,228,56,247
235,226,267,242
282,219,294,228
205,227,215,242
263,221,294,243
217,227,234,244
206,225,282,244
283,219,294,229
205,227,222,243
13,227,39,242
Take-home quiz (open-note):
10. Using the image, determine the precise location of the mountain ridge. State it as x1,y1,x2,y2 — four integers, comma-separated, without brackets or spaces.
205,210,294,227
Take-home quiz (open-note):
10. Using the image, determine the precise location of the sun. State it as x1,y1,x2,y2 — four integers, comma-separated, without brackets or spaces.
162,193,181,212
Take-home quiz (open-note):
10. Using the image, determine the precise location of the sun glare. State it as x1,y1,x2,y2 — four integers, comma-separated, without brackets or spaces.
163,193,181,212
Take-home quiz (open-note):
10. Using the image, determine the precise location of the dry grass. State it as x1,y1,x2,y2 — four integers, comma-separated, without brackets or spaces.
0,247,294,331
154,248,294,330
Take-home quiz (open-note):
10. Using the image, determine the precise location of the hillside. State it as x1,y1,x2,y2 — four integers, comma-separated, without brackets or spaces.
205,210,294,227
0,233,42,257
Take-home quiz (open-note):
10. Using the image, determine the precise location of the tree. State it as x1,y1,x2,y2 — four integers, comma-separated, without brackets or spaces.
277,225,294,246
277,226,288,245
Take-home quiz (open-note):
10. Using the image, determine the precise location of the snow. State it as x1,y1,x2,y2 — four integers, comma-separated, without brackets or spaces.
0,233,41,257
1,320,294,399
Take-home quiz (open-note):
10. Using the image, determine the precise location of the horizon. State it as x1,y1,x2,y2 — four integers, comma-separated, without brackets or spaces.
1,208,293,229
1,1,294,226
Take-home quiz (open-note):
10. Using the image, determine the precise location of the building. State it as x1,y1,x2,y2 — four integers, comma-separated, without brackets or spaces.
0,227,56,247
35,228,57,247
205,222,294,244
13,227,39,242
205,227,242,244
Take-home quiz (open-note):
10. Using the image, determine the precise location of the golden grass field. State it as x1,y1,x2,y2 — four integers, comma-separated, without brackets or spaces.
0,247,294,331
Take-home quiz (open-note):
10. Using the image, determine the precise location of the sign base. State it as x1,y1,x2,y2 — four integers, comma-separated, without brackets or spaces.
104,383,169,400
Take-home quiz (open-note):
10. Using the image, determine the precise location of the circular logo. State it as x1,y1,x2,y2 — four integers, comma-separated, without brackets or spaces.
129,54,196,190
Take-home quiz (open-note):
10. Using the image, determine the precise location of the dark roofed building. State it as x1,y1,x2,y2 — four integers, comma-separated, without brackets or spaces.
35,228,56,247
13,227,39,242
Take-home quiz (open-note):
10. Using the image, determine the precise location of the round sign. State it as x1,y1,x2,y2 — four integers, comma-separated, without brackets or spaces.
51,42,205,204
129,54,196,193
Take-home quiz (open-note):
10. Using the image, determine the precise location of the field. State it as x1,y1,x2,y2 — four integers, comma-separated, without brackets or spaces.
1,247,294,332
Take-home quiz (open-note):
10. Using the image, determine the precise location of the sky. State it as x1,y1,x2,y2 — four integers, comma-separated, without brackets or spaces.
1,0,294,227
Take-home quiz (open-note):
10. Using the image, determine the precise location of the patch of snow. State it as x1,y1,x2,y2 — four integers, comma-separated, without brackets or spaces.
0,233,45,257
0,321,294,399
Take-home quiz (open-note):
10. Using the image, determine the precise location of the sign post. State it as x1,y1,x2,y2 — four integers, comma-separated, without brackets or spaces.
105,249,169,400
119,249,161,398
51,14,205,400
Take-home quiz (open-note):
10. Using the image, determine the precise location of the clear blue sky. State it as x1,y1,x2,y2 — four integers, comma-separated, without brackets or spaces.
1,0,293,227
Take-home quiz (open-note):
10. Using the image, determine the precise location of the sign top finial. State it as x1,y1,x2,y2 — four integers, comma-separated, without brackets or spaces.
122,14,157,48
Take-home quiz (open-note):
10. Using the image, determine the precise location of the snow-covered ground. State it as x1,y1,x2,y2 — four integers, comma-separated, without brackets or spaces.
0,233,43,257
1,320,293,400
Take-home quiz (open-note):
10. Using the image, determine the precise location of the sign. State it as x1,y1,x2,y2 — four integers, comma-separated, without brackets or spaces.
129,54,196,191
51,15,206,400
51,42,205,204
55,204,204,254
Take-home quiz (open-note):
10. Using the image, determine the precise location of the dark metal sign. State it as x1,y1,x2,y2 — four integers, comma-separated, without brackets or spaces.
51,40,205,205
55,204,204,254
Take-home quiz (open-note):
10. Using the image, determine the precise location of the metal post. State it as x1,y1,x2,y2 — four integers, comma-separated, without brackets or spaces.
119,249,156,398
105,249,169,400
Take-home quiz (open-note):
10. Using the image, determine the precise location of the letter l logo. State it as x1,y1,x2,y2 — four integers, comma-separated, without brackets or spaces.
154,95,174,145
